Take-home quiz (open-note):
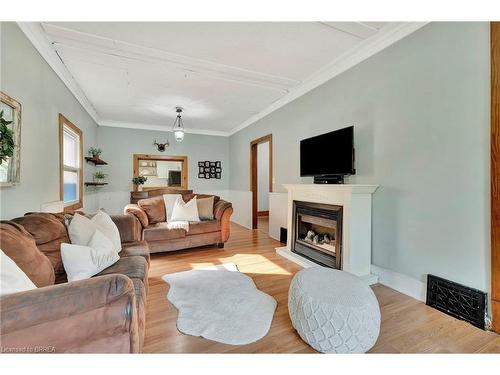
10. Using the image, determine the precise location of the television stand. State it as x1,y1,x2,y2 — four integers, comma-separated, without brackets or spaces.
314,175,345,184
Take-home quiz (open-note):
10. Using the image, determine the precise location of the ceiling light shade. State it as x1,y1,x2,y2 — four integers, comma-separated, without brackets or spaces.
172,106,185,142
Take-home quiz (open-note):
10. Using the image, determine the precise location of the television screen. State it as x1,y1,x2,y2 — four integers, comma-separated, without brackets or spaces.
300,126,354,177
168,170,182,186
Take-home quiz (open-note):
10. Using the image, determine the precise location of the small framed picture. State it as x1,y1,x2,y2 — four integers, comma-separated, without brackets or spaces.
204,167,210,172
198,166,204,173
215,161,221,168
210,173,216,178
205,161,210,167
210,167,215,173
198,161,204,167
205,172,210,179
198,173,204,178
216,172,221,179
215,167,221,173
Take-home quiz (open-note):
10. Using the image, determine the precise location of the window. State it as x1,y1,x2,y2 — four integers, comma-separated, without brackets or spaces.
59,114,83,212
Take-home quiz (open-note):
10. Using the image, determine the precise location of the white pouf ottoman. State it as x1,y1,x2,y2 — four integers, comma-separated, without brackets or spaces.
288,267,380,353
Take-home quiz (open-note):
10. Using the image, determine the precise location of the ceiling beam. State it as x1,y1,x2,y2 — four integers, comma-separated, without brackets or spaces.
42,23,299,93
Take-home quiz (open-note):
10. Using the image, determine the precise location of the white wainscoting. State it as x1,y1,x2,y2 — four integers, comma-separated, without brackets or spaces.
225,190,252,229
96,191,130,215
269,192,288,241
371,264,426,302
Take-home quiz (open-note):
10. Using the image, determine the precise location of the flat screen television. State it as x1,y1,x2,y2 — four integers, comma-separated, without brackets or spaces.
300,126,355,184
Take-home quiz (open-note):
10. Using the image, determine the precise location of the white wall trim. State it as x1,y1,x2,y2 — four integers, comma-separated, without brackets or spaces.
371,264,427,302
98,120,229,136
229,22,429,135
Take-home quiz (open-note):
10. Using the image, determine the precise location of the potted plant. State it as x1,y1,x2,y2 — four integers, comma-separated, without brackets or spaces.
93,171,107,183
0,110,14,164
88,147,102,159
132,176,147,191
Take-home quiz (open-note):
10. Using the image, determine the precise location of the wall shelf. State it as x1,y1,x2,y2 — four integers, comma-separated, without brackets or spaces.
85,157,108,165
85,182,108,186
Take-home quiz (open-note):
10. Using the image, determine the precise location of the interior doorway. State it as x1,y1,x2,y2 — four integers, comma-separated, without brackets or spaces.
250,134,273,230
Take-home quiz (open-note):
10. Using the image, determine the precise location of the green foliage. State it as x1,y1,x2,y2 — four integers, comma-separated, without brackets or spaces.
88,147,102,157
132,176,147,185
0,110,14,164
94,171,107,180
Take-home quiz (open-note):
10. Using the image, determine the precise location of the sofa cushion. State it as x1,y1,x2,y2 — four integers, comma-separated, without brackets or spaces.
0,221,55,287
137,196,165,224
197,196,215,220
12,213,69,276
96,256,148,286
120,241,151,265
187,220,220,235
143,222,186,242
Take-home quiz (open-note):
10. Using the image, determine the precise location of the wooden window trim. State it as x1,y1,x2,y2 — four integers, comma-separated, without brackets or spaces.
133,154,188,192
59,114,83,213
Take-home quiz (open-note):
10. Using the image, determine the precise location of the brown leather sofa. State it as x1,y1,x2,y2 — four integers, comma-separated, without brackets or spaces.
124,193,233,253
0,212,149,353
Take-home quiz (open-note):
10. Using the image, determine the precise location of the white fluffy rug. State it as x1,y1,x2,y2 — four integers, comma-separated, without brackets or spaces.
162,263,277,345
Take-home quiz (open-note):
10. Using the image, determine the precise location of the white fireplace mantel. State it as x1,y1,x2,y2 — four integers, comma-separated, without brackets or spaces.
276,184,379,284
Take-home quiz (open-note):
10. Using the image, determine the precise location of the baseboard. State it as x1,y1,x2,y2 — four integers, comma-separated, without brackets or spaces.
371,264,426,302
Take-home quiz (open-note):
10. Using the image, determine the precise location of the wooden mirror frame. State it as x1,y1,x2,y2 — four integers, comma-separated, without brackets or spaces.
133,154,188,192
0,91,21,186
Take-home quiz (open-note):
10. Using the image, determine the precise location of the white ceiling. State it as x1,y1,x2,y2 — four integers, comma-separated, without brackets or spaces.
20,22,427,136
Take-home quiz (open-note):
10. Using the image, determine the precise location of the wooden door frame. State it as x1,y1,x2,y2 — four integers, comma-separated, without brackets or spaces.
250,134,273,229
133,154,188,192
491,22,500,333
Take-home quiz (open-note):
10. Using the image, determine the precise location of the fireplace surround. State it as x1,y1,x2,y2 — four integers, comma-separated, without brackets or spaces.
276,184,379,284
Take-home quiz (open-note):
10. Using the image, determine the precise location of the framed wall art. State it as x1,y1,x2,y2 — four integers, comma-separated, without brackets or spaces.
198,161,222,179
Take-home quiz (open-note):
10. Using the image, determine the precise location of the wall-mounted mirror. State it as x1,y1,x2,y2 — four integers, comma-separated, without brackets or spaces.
0,92,21,186
133,154,188,191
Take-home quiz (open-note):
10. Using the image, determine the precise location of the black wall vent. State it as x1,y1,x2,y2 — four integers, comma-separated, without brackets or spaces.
426,274,487,330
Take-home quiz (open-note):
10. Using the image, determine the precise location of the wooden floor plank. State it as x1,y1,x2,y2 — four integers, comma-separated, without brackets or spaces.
143,222,500,353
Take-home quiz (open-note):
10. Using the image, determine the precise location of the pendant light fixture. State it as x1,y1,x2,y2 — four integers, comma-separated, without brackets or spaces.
172,106,185,142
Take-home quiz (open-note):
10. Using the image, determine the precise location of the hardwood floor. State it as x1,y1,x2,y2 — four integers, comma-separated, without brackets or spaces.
257,216,269,234
143,222,500,353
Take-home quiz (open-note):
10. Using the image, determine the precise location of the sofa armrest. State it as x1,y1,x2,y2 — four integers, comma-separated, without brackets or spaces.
111,213,142,242
124,204,149,228
0,274,139,353
214,200,233,243
213,199,232,221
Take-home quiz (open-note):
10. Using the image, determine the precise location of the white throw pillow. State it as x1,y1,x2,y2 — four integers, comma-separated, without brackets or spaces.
92,210,122,253
68,211,121,253
163,193,182,222
170,196,200,222
61,229,120,282
0,250,36,296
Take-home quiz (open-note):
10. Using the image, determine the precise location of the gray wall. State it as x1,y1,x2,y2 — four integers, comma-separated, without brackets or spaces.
0,22,99,219
96,126,229,214
229,22,491,292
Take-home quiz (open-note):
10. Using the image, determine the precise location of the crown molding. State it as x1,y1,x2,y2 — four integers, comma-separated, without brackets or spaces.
98,120,229,137
228,22,429,136
17,22,101,125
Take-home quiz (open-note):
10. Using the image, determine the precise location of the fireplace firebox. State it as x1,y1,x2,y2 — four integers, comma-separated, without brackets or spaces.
291,200,342,269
